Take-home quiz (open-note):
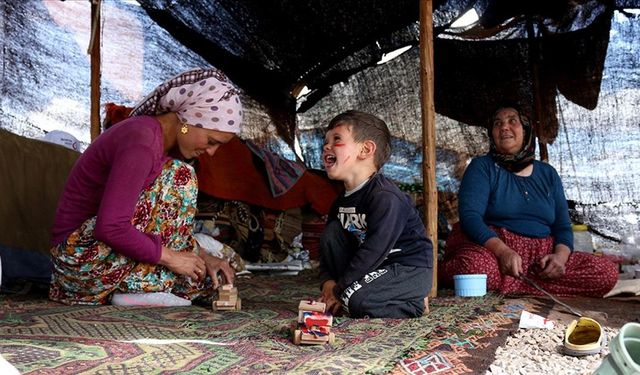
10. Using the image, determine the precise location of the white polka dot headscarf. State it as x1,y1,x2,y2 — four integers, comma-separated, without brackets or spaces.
130,68,243,133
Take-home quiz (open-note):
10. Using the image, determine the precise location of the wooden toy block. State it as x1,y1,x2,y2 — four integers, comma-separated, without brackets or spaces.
215,297,237,307
212,284,241,311
298,300,326,313
219,288,238,299
301,331,335,344
293,329,335,345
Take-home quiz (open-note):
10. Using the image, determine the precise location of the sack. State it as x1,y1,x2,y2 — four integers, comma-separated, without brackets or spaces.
229,201,263,262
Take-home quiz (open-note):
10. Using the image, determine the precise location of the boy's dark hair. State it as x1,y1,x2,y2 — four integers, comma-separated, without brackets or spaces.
327,110,391,170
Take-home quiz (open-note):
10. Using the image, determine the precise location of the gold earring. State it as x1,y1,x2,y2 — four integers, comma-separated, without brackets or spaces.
180,124,188,134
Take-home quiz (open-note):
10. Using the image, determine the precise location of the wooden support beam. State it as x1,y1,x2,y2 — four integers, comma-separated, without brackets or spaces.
89,0,101,142
419,0,438,297
538,141,549,162
526,15,548,161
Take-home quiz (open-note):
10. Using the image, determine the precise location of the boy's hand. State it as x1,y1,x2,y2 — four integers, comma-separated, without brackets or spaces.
320,279,342,315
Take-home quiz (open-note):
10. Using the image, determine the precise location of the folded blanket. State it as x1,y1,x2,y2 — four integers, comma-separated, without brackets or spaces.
603,278,640,298
245,140,305,197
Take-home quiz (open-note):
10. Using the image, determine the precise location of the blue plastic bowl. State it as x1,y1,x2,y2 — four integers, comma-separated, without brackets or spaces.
453,274,487,297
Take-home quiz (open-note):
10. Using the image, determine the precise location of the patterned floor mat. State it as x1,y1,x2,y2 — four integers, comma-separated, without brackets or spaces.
0,271,524,374
389,298,528,374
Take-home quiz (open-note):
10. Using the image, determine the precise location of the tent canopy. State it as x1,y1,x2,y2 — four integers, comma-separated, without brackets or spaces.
0,0,638,240
137,0,635,143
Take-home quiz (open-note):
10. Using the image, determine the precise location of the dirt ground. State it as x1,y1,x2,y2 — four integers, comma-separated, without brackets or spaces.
516,294,640,329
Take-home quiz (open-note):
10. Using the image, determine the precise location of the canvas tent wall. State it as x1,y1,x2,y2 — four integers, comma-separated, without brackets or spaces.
0,0,639,244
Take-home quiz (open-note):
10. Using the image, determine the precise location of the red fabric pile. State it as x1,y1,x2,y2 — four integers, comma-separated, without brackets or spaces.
197,138,340,215
104,102,341,215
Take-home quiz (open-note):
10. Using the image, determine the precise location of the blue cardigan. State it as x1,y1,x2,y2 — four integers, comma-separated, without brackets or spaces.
458,155,573,250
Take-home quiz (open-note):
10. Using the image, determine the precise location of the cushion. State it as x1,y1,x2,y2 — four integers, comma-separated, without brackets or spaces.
0,129,79,252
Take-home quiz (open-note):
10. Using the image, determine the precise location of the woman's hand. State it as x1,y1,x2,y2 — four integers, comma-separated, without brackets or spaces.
320,279,342,315
200,252,235,288
158,246,206,281
538,245,570,279
486,237,523,278
496,249,523,278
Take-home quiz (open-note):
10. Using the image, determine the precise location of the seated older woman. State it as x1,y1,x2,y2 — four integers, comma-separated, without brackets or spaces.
439,103,618,297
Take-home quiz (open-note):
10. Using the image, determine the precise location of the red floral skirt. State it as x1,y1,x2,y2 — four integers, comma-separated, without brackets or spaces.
439,223,618,297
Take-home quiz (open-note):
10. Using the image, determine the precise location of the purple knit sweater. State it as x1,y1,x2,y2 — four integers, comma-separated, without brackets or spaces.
51,116,170,263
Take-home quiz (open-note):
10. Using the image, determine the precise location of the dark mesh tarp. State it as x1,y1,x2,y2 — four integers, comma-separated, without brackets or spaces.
135,0,621,143
0,0,639,243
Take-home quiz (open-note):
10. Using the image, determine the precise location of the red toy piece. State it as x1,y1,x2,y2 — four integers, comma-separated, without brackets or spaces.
293,300,335,345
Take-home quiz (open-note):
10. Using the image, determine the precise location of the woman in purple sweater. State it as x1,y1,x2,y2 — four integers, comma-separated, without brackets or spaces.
50,68,242,305
439,103,617,297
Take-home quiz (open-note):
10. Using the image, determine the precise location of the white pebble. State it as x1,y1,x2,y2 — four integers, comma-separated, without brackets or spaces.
485,322,617,375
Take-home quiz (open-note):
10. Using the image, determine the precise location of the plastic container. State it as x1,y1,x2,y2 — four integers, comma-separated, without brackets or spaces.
572,224,593,252
621,231,640,263
593,322,640,375
453,274,487,297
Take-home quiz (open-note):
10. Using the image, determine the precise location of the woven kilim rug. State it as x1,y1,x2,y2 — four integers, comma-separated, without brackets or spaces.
0,271,525,374
389,297,529,374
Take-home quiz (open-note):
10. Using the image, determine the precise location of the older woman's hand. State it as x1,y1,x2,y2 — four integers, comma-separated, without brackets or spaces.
485,237,523,277
496,249,523,278
537,245,571,279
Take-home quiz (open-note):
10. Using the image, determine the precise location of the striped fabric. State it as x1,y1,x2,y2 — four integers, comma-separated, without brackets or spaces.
246,140,306,197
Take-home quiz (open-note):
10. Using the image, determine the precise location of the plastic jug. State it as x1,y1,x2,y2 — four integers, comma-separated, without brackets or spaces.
593,322,640,375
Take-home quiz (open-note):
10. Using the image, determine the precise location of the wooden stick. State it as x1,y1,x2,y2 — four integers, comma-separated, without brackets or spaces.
419,0,438,297
89,0,101,142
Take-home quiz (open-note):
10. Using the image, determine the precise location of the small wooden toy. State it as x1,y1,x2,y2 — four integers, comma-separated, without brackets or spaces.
212,284,241,311
293,300,335,345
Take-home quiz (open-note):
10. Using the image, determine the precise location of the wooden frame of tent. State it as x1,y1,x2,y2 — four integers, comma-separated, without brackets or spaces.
89,0,101,143
419,0,438,297
87,0,441,297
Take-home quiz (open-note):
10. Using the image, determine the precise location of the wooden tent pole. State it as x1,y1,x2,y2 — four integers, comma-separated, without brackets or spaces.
419,0,438,297
89,0,101,142
526,15,548,162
